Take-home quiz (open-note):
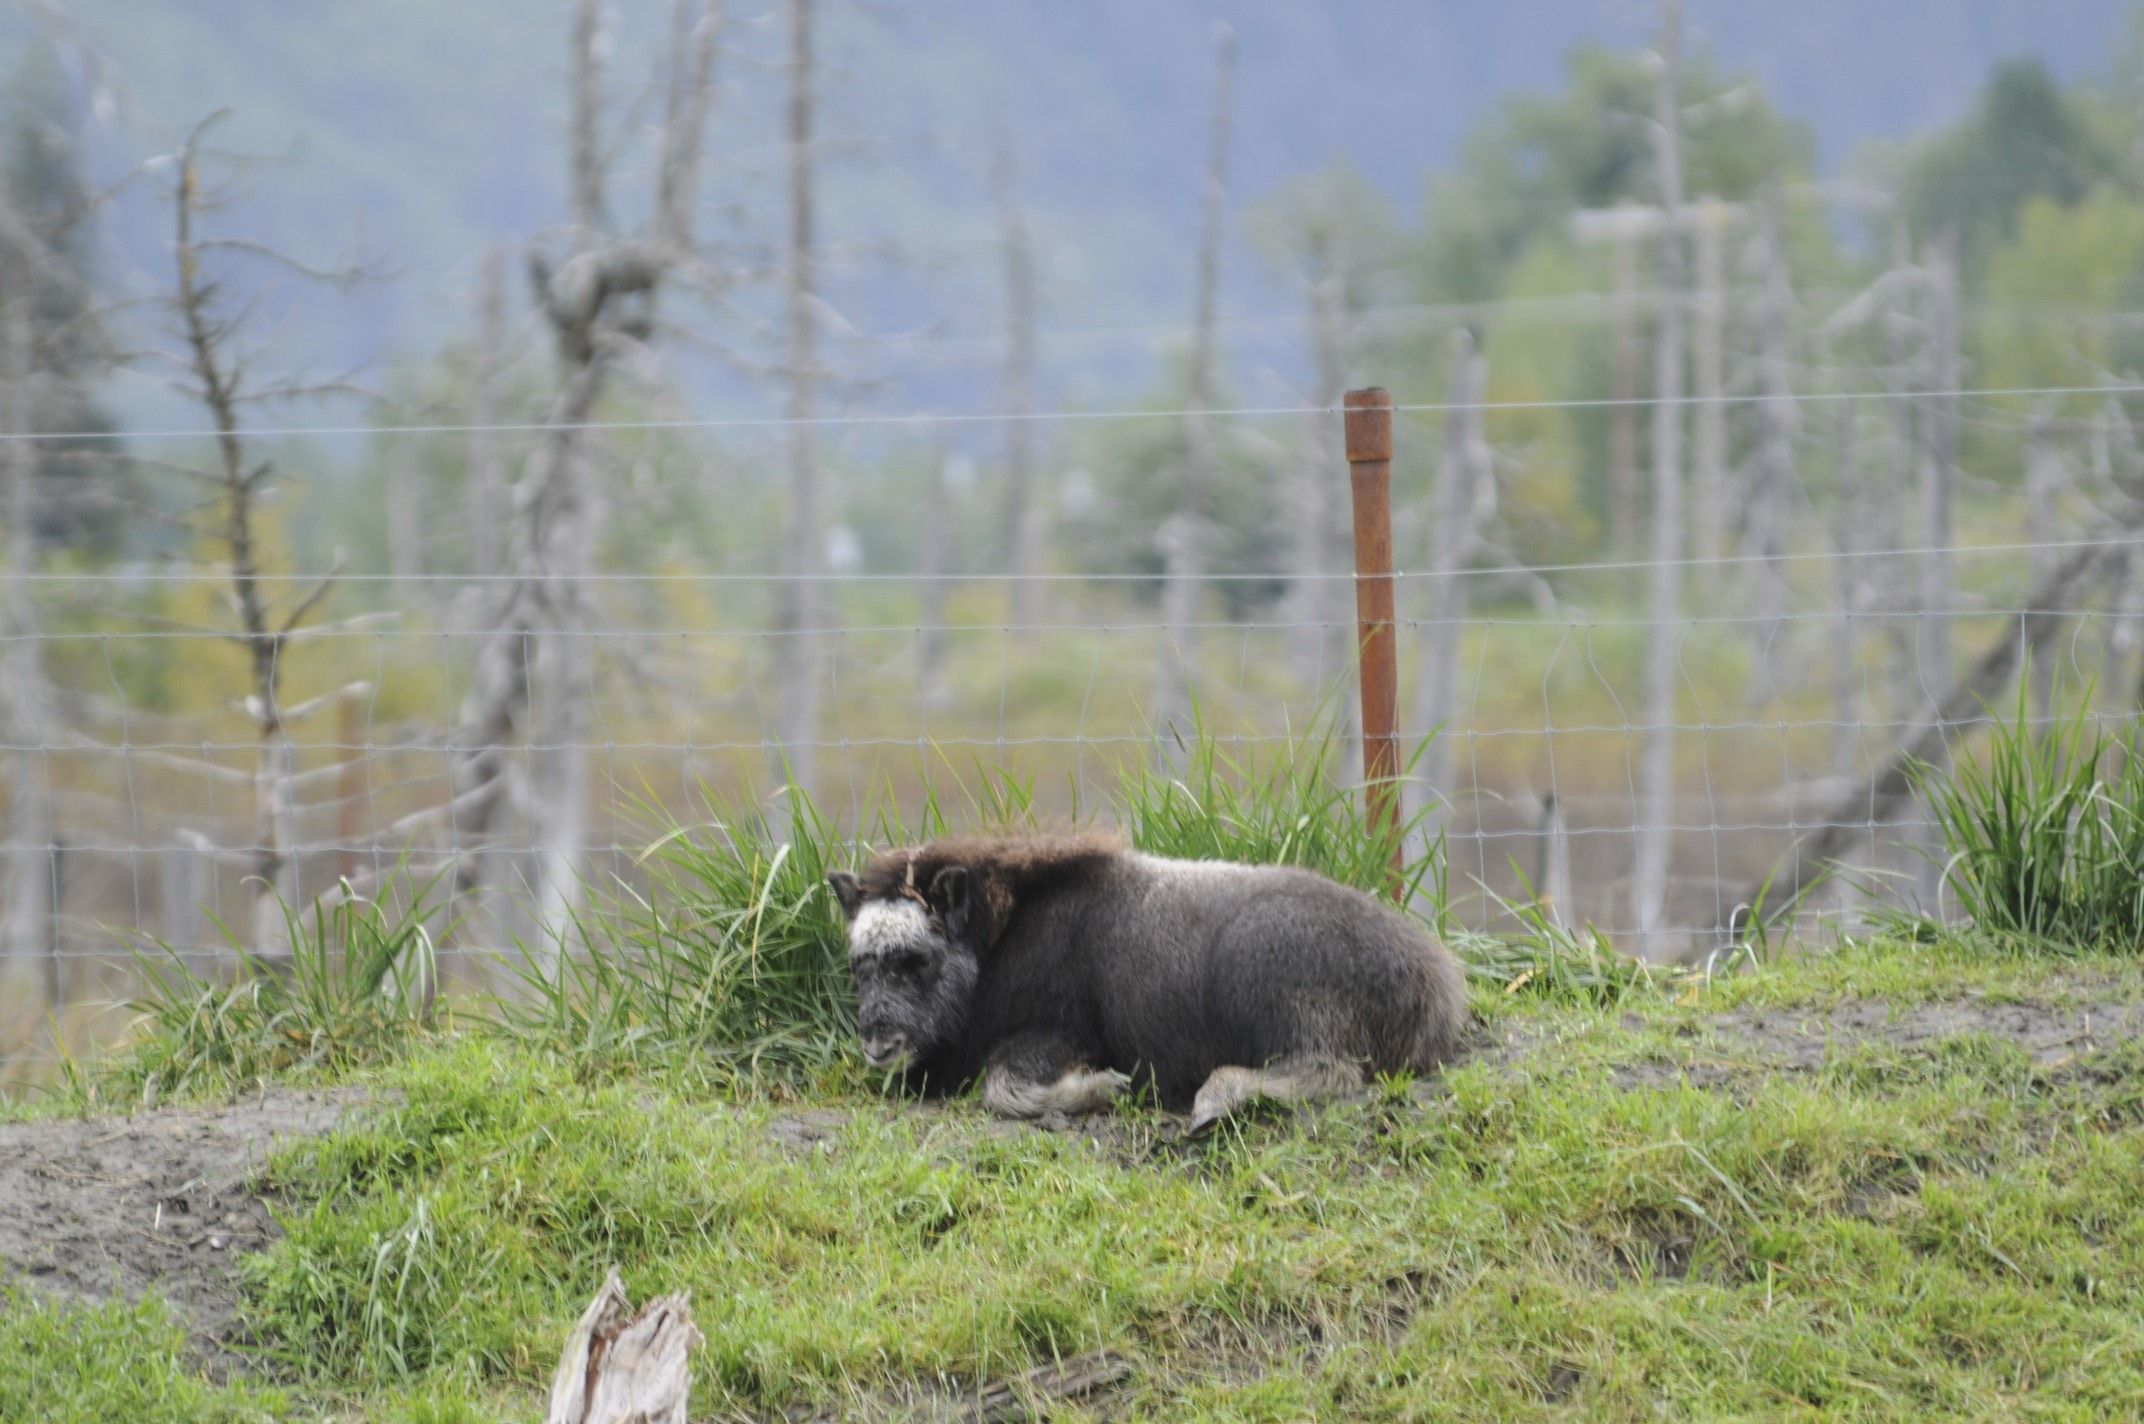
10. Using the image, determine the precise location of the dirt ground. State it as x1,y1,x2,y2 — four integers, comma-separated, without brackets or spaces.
6,989,2144,1371
0,1087,374,1369
1476,994,2144,1091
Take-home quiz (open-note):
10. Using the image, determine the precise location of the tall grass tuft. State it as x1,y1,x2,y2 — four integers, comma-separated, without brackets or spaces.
1459,885,1661,1009
498,718,1455,1082
1916,682,2144,953
1115,714,1444,907
490,764,1050,1081
114,872,443,1100
494,788,867,1080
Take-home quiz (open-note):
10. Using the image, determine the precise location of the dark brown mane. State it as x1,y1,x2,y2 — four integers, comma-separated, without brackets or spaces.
857,829,1127,898
857,830,1127,940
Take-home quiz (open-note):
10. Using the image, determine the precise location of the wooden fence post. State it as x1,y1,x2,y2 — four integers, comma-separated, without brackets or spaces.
1344,387,1403,899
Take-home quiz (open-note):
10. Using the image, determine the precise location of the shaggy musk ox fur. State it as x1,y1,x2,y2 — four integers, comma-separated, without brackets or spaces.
827,832,1469,1127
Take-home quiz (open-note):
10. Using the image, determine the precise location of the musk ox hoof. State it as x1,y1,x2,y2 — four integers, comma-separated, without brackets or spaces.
1188,1056,1365,1135
982,1066,1132,1120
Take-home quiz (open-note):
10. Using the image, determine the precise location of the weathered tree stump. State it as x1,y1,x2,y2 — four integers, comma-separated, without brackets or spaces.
544,1270,701,1424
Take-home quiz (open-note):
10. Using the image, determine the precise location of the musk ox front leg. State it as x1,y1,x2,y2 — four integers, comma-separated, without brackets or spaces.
1189,1055,1364,1134
979,1030,1131,1121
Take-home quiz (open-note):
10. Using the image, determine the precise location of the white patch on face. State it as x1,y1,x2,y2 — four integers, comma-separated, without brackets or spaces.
848,896,933,960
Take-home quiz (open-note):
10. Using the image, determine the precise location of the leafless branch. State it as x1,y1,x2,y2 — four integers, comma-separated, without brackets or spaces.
277,551,346,637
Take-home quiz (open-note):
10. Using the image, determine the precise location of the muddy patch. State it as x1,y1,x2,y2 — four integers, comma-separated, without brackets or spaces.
1482,996,2144,1092
0,1087,373,1361
1717,997,2144,1066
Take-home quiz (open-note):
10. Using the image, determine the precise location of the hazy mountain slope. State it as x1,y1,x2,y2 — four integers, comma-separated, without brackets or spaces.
43,0,2137,425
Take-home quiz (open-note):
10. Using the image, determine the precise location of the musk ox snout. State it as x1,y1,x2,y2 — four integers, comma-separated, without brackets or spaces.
829,865,982,1073
859,1026,909,1069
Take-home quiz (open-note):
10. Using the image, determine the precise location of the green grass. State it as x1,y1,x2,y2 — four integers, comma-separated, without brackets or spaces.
1112,712,1440,903
1916,686,2144,954
0,1291,289,1423
183,954,2144,1420
6,943,2144,1420
487,787,868,1087
90,871,446,1106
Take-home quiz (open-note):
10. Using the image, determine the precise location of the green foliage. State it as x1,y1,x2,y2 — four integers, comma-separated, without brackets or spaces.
1,39,132,560
1055,372,1293,616
1459,891,1662,1011
0,1290,288,1422
111,874,444,1101
490,788,874,1083
1901,59,2122,273
1983,188,2144,396
1443,238,1608,560
1114,715,1441,905
1243,162,1407,316
1916,685,2144,953
1413,45,1813,303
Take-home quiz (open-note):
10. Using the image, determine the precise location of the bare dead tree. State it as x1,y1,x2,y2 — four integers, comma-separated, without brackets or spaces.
1269,248,1355,729
1918,233,1960,700
2099,399,2144,714
467,243,507,580
1880,246,1924,726
1690,201,1729,581
0,52,123,1004
768,0,825,807
1748,516,2139,926
449,0,722,946
1821,233,1953,909
992,132,1044,629
1908,233,1960,910
918,448,951,711
1246,168,1393,768
1824,242,1926,730
1301,264,1363,776
1828,383,1868,781
1287,242,1351,700
2025,397,2062,720
1632,0,1687,947
164,118,364,961
1,305,58,1003
387,437,424,582
1151,22,1235,760
1608,223,1643,557
1741,183,1796,674
1410,325,1490,832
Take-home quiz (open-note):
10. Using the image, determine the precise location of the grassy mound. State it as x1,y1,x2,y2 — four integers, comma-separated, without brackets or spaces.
8,937,2144,1421
10,713,2144,1418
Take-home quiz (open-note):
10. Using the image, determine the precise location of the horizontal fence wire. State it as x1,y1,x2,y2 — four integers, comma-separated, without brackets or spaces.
6,379,2144,1081
8,533,2142,585
4,380,2144,443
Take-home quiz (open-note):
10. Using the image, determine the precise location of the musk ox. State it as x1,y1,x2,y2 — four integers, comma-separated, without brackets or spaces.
826,832,1469,1129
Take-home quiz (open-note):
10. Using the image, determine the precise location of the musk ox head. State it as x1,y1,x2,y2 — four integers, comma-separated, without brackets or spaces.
827,863,980,1071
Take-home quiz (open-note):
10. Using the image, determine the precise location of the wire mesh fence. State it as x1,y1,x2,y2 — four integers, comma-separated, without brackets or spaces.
8,357,2144,1077
6,392,2142,1082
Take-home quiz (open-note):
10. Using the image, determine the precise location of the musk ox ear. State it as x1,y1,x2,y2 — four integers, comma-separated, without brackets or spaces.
928,866,971,932
826,870,862,919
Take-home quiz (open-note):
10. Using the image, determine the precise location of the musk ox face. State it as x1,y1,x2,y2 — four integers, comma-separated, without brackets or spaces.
827,865,980,1071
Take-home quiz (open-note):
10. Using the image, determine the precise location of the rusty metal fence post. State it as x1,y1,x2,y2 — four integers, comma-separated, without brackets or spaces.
1343,387,1403,898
